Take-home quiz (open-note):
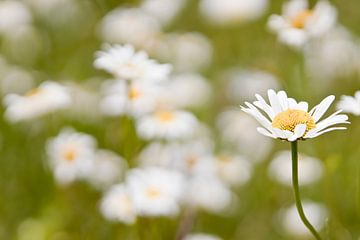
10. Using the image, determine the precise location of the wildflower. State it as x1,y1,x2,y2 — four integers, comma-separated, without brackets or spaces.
241,89,349,141
4,81,71,122
337,91,360,116
0,1,32,35
94,44,172,82
268,0,337,48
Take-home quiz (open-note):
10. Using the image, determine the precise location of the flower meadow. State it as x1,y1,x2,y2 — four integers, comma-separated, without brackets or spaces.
1,0,360,239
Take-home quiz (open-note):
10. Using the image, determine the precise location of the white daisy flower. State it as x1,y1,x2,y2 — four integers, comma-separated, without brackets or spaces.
0,1,32,35
136,109,199,141
185,175,232,213
140,0,187,26
184,233,222,240
94,44,172,82
199,0,268,26
46,128,97,185
126,167,185,217
3,81,72,122
100,79,160,117
279,201,328,237
86,150,127,190
214,154,252,187
241,89,349,141
337,91,360,116
268,0,337,48
100,184,136,224
268,151,323,186
99,8,161,48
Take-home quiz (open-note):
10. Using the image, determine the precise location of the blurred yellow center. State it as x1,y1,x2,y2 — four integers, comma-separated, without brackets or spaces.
128,87,140,100
156,111,175,122
146,188,161,198
63,149,77,162
291,10,313,29
272,109,315,132
186,156,198,169
25,88,42,97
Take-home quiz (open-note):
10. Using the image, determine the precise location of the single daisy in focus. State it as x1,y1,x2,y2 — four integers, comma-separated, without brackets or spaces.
126,167,185,217
100,184,137,224
46,128,97,185
3,81,71,122
136,109,199,141
336,91,360,116
94,44,172,82
241,89,349,141
267,0,337,48
100,79,160,117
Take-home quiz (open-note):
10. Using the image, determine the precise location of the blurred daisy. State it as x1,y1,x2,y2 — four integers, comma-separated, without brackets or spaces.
268,0,337,48
214,154,252,187
86,150,127,190
46,128,97,185
141,0,187,26
279,201,328,237
217,109,273,162
100,79,160,117
224,68,279,103
94,44,172,82
184,233,222,240
4,81,72,122
241,89,349,141
185,175,232,213
99,8,161,47
268,151,323,186
337,91,360,116
0,1,32,35
137,142,179,168
127,167,185,216
136,109,199,140
199,0,268,26
100,184,136,224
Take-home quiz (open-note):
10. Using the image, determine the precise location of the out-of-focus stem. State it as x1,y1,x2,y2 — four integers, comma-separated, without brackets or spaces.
175,207,197,240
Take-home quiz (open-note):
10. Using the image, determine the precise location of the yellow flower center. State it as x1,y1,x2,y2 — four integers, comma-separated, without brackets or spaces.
272,109,316,132
146,187,161,199
25,88,42,97
291,10,313,29
155,111,175,122
186,155,198,170
63,148,77,162
128,87,140,100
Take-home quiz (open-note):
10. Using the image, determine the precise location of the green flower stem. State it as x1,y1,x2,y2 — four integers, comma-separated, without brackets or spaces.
291,141,322,240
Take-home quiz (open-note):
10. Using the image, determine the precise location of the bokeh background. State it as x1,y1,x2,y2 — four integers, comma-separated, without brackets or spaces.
1,0,360,239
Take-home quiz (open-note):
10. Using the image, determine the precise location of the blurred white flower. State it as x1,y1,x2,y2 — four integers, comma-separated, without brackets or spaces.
217,109,273,162
162,73,212,109
185,176,232,213
241,89,349,141
280,201,328,236
214,154,252,187
86,150,127,190
224,68,279,103
268,151,323,186
94,44,172,82
199,0,268,26
337,91,360,116
268,0,337,48
141,0,187,26
0,1,32,35
138,141,179,168
100,79,160,117
3,81,72,122
160,32,213,72
100,184,136,224
46,128,97,185
99,8,162,47
184,233,222,240
127,167,185,216
136,109,199,141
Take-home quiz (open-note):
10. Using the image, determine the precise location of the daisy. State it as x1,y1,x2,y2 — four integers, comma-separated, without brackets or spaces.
126,167,185,216
136,109,199,141
3,81,72,122
336,91,360,116
94,44,172,82
241,89,349,142
268,0,337,48
100,184,137,224
141,0,186,26
46,128,97,185
100,79,160,117
0,1,32,35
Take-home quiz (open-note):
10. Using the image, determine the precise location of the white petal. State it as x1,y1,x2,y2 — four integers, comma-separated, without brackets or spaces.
257,127,276,138
305,127,347,138
294,124,307,137
255,94,275,119
277,91,289,111
268,89,282,114
296,102,309,112
312,95,335,122
287,98,298,109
